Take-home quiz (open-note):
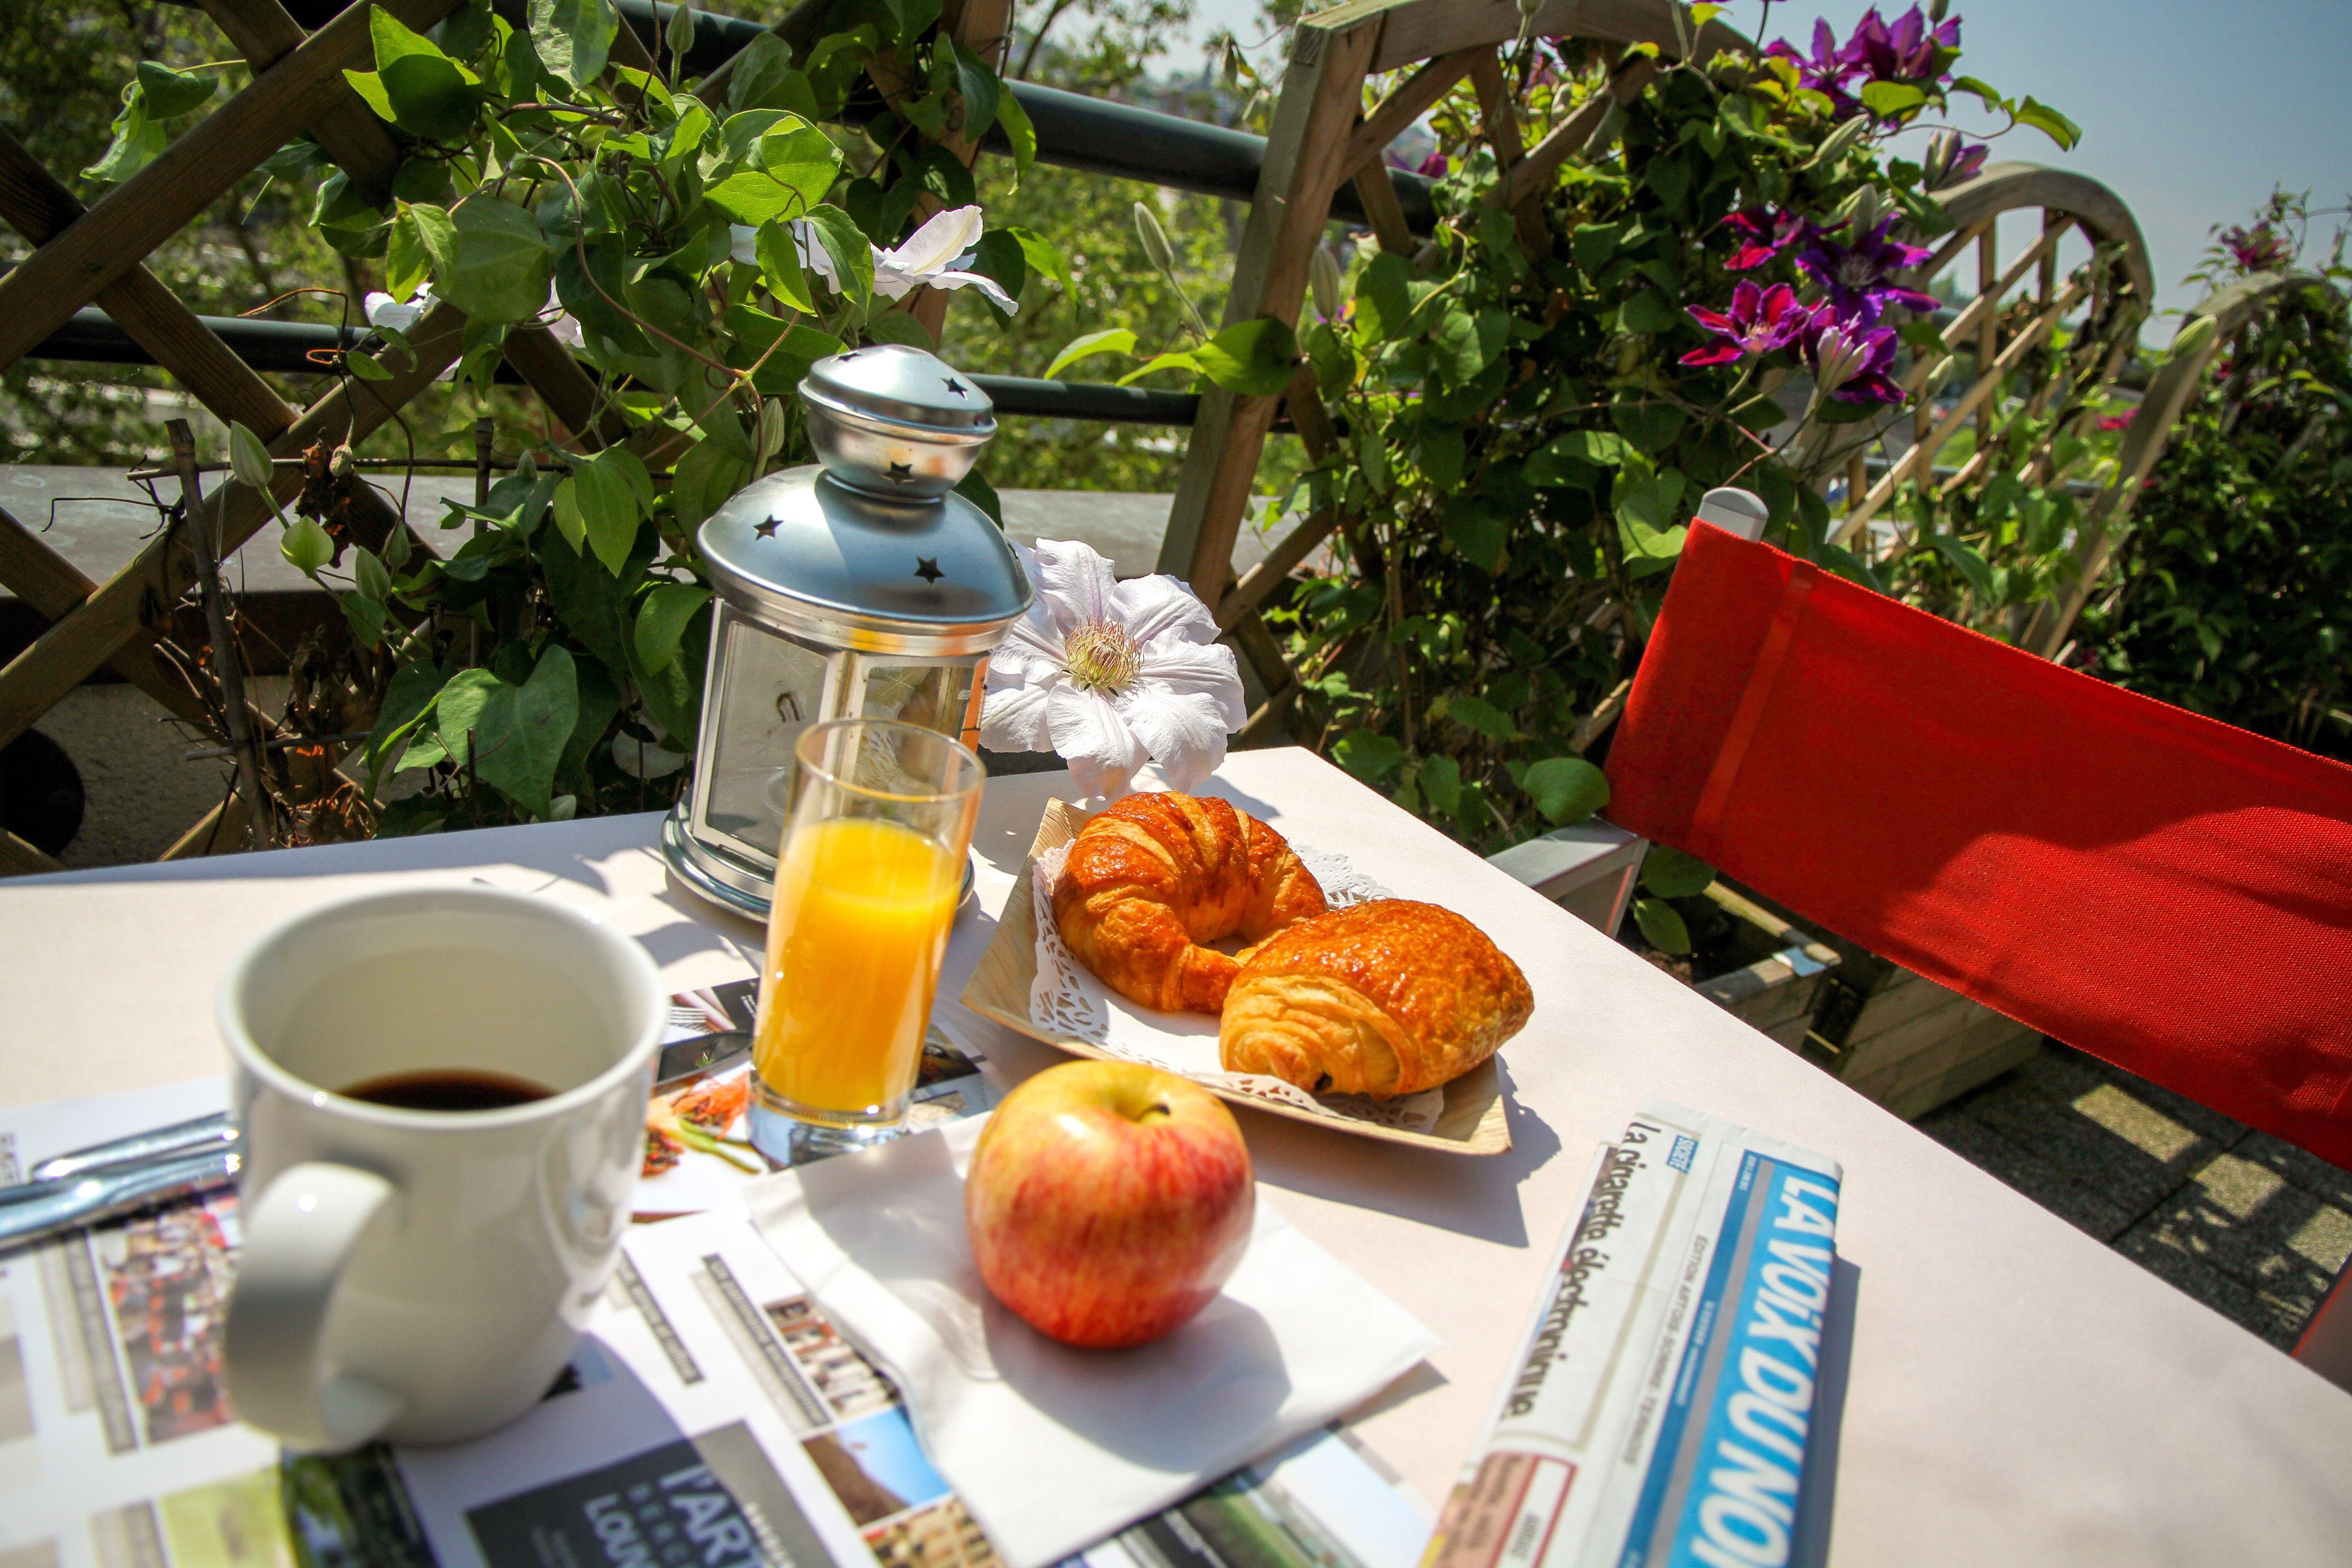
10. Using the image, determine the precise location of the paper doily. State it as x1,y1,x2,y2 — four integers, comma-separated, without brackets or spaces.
1027,841,1448,1134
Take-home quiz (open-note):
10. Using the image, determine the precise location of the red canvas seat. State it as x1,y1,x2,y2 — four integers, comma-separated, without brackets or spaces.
1602,517,2352,1373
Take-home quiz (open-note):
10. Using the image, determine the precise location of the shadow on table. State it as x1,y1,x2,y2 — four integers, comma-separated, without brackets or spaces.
1789,1256,1862,1568
1251,1057,1563,1249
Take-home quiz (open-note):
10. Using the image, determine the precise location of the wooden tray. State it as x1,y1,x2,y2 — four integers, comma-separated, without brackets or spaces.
960,800,1512,1155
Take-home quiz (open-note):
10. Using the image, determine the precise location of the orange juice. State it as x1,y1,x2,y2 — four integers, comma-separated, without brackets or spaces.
755,816,961,1117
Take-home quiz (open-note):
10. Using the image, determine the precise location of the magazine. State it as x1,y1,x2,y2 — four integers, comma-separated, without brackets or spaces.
1421,1102,1843,1568
0,1064,1427,1568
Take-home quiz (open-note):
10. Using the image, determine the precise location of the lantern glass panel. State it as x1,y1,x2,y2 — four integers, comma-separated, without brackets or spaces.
702,610,835,863
853,657,978,737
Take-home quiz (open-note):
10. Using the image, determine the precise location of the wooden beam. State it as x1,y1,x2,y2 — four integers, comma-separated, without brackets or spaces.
882,0,1011,342
1468,53,1523,173
501,327,632,450
0,830,62,878
1158,15,1382,607
161,792,248,861
1218,507,1343,630
0,0,461,378
198,0,403,201
0,505,220,728
1311,0,1749,75
0,303,471,754
1340,46,1485,175
0,132,298,441
1491,58,1658,218
1350,157,1415,255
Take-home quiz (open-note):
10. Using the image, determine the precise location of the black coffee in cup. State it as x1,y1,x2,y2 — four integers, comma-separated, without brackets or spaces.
339,1070,555,1112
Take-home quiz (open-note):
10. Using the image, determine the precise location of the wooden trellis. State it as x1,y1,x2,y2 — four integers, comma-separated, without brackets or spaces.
1155,0,1745,740
0,0,1021,873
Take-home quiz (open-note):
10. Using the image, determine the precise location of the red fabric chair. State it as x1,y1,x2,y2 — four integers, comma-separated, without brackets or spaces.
1602,518,2352,1370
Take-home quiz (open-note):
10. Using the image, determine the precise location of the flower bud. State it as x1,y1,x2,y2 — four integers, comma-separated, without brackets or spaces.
228,421,274,490
756,396,786,461
514,450,537,485
2171,314,2220,361
1929,0,1948,19
666,3,696,59
1807,115,1868,170
1834,185,1884,238
1309,245,1342,321
1132,201,1175,275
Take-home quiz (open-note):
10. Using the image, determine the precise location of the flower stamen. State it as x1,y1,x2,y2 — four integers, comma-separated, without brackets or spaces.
1063,620,1142,692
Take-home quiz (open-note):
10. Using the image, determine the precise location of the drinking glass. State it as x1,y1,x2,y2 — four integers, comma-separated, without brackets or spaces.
748,718,984,1164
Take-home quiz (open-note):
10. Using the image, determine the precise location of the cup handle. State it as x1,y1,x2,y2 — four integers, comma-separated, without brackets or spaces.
224,1161,406,1451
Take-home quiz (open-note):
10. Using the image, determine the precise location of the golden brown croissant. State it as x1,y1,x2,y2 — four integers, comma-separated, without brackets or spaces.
1219,900,1532,1099
1052,792,1327,1014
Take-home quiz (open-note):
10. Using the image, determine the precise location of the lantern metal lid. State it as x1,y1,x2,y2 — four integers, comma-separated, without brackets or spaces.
663,346,1026,919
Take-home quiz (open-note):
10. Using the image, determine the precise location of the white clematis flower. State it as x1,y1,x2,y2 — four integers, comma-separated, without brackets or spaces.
980,539,1247,800
363,284,583,358
727,206,1017,316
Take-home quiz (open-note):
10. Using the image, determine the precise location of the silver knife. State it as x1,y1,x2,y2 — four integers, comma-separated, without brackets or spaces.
0,1145,241,1252
30,1112,235,1182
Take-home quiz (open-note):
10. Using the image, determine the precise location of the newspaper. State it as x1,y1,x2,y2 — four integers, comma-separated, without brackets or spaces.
0,1069,1427,1568
1422,1102,1843,1568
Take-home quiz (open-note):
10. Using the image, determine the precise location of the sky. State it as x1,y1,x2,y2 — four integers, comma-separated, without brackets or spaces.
1172,0,2352,323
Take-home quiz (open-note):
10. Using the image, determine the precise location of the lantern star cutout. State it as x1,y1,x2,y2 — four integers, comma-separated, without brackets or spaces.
887,461,914,482
753,518,781,539
943,378,967,397
914,557,945,583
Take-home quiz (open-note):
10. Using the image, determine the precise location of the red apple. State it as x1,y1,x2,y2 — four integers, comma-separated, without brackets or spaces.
965,1060,1254,1349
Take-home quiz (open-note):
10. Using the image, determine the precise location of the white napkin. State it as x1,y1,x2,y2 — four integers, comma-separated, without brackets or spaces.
744,1116,1439,1568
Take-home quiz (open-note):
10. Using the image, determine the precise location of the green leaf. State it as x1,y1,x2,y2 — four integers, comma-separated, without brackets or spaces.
754,218,816,313
228,423,276,490
1333,731,1404,784
1045,328,1136,379
1633,897,1693,955
1523,756,1611,825
864,307,937,349
801,204,874,304
571,449,648,575
672,435,752,533
362,658,454,796
948,39,1001,145
995,87,1037,185
1418,755,1462,816
528,0,620,89
352,546,392,603
724,302,844,394
138,61,216,119
1431,308,1485,387
1858,81,1926,119
356,5,484,141
472,646,579,817
1006,225,1069,295
634,582,712,673
81,91,162,184
344,351,393,381
1116,350,1200,386
1444,495,1507,573
1611,400,1686,456
1617,292,1679,335
280,515,334,577
1640,844,1715,898
1950,75,2005,110
1931,534,1996,600
1419,424,1465,490
438,198,549,324
1447,695,1518,742
1353,252,1412,343
1192,317,1298,397
2015,95,2081,151
704,118,842,223
727,35,816,117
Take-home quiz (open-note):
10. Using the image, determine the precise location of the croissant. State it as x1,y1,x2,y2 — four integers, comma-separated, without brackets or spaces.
1219,900,1532,1099
1052,792,1327,1014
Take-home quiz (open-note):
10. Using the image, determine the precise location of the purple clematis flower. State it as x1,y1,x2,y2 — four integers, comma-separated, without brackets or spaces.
1802,310,1904,405
1766,18,1864,118
2221,222,2293,273
1846,5,1960,88
1681,281,1814,367
1797,217,1939,316
1721,207,1809,272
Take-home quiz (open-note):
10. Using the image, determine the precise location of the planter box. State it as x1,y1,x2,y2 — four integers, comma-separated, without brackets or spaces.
1797,941,2041,1122
1686,884,1843,1049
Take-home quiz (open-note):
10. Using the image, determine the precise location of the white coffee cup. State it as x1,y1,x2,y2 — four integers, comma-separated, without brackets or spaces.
218,885,664,1450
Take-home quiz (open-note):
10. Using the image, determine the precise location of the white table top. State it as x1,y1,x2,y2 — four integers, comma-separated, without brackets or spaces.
5,746,2348,1561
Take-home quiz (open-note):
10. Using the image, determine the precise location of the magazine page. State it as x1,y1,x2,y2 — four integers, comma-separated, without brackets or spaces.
0,1061,1419,1568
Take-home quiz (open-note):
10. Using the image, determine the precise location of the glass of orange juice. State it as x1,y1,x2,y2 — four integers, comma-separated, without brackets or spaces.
747,718,984,1165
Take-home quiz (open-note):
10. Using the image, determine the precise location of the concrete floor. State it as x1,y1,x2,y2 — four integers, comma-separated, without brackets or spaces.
1919,1041,2352,1349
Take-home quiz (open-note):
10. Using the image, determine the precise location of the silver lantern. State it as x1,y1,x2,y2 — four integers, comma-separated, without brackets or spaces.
661,345,1032,916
